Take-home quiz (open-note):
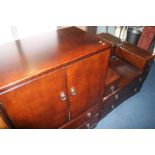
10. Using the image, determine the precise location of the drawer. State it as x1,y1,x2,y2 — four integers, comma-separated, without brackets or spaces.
100,77,142,119
77,113,99,129
105,68,120,96
60,104,100,129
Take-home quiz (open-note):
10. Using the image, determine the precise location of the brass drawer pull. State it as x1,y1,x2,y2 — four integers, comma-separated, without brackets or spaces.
111,104,115,109
110,85,115,92
139,78,142,82
87,112,92,118
86,123,90,129
134,88,138,92
70,87,76,96
115,94,119,100
60,92,67,101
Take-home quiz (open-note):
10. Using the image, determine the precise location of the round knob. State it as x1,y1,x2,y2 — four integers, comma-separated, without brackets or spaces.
115,94,119,100
99,40,103,44
139,78,142,82
134,88,137,92
86,123,90,129
110,85,115,92
87,112,92,118
102,42,106,45
70,87,76,96
111,104,115,109
60,92,67,101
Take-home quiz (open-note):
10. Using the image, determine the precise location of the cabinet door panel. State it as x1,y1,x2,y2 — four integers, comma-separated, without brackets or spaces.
0,68,69,128
66,50,109,119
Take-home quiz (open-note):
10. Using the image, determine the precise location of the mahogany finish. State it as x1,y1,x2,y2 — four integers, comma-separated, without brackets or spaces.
0,26,110,94
0,116,8,129
0,28,154,129
115,42,154,70
98,32,154,122
0,27,110,128
66,51,109,119
109,56,142,87
104,67,120,96
98,33,121,56
78,113,99,129
60,103,100,129
98,33,121,45
0,68,69,128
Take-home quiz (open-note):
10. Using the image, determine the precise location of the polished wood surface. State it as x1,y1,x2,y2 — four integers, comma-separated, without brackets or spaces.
115,42,154,70
100,40,153,120
78,113,99,129
101,76,142,119
0,116,8,129
60,103,100,129
105,67,120,86
0,68,69,128
66,51,109,119
109,56,141,87
0,26,110,94
98,33,121,45
105,67,120,96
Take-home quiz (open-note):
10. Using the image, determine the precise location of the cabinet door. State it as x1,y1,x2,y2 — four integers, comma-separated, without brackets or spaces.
66,50,109,119
0,68,69,128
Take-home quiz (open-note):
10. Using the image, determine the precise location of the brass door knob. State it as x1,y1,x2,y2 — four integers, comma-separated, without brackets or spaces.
60,92,67,101
87,112,92,118
70,87,76,96
110,85,115,92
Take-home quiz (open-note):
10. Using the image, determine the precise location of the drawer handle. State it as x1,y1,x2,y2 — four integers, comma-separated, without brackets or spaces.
111,104,115,109
115,94,119,100
134,88,137,92
60,92,67,101
139,78,142,82
70,87,76,96
86,123,90,129
110,85,115,92
87,112,92,118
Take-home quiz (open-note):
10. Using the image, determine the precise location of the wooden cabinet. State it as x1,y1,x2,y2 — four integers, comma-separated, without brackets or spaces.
0,27,110,128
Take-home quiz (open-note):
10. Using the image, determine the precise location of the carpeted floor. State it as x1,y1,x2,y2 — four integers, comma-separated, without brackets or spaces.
96,62,155,129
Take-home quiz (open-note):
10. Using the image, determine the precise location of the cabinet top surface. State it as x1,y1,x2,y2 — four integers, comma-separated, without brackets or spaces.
0,26,110,93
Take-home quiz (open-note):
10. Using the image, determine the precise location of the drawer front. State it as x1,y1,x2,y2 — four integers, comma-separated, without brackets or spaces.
60,104,100,129
100,77,142,119
77,113,99,129
105,80,119,96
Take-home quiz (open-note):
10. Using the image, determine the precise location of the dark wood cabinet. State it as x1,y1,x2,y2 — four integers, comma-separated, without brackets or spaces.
0,27,110,128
